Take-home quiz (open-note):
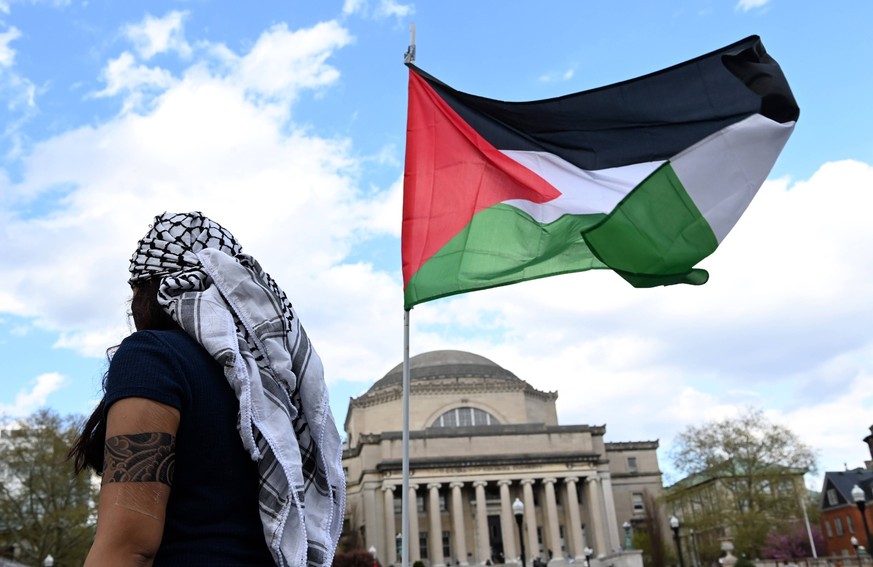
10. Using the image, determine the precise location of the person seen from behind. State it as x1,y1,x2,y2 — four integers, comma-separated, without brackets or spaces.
69,211,345,567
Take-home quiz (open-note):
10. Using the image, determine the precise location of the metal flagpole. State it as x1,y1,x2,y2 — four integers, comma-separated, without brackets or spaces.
800,490,818,558
401,309,411,567
401,22,416,567
404,22,415,65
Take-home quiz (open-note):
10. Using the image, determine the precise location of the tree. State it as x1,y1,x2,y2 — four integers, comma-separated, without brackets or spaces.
761,521,824,561
634,490,669,567
0,409,97,566
667,408,817,560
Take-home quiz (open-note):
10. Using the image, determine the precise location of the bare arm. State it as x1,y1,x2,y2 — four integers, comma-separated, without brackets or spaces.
84,397,180,567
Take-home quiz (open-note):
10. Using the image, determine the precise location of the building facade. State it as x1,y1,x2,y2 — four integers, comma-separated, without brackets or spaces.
820,468,873,558
663,463,809,563
341,350,663,567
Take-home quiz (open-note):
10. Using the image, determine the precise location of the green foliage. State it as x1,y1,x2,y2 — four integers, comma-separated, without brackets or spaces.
636,491,668,567
0,409,97,566
667,408,817,560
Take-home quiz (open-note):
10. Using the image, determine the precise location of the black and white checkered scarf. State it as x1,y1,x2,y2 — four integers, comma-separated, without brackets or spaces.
128,212,345,567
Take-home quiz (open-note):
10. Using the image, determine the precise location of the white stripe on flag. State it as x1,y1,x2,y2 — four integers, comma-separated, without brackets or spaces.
671,113,796,242
499,149,663,223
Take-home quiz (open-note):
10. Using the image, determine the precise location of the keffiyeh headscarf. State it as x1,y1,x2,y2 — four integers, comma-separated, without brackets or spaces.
129,212,345,567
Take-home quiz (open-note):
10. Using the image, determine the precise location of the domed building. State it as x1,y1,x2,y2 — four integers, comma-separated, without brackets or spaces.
342,350,662,567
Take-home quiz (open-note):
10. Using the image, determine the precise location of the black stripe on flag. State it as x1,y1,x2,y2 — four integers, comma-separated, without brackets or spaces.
408,35,798,172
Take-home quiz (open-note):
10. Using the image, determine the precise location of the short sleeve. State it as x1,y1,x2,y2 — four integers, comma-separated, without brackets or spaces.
104,331,190,413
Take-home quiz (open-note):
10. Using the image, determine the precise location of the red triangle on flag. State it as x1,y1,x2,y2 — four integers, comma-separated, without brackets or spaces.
402,70,561,287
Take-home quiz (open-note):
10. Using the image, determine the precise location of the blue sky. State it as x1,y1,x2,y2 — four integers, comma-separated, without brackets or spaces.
1,0,872,487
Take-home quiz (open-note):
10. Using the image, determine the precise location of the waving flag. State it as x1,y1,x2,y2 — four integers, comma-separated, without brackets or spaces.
401,35,798,309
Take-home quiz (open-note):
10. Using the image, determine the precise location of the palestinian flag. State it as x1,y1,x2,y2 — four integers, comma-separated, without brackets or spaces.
401,35,798,309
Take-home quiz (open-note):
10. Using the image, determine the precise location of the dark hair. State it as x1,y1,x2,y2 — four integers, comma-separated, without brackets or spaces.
69,277,179,474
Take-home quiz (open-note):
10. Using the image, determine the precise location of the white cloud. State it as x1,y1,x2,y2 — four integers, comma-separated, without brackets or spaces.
0,372,65,418
0,24,20,67
0,18,396,373
736,0,770,11
375,0,414,19
342,0,366,16
93,51,176,104
123,10,191,60
343,0,414,21
234,21,352,102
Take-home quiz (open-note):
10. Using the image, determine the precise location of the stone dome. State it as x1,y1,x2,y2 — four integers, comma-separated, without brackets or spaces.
367,350,524,393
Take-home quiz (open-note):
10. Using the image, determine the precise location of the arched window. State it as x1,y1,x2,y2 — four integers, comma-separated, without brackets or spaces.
430,407,499,428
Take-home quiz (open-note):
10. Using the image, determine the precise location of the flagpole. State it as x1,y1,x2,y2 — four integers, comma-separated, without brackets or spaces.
401,308,411,567
404,22,415,64
401,23,415,567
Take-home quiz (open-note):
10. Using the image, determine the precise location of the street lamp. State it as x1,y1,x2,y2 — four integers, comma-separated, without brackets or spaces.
853,484,873,553
583,547,593,567
852,536,862,567
369,545,377,567
513,498,526,567
623,521,632,550
670,516,685,567
43,555,54,567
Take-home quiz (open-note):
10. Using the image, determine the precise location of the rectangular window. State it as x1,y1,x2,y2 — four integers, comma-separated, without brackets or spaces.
848,515,855,534
396,533,403,558
439,494,447,512
825,520,833,538
417,495,425,514
632,493,645,514
442,531,452,561
835,517,844,536
627,457,638,473
828,488,839,506
420,531,428,559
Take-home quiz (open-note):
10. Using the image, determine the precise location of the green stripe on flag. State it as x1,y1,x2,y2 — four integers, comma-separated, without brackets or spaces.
582,162,717,287
404,204,607,308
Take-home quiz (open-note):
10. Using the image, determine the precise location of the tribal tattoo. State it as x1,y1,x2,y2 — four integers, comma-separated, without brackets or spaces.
104,432,176,486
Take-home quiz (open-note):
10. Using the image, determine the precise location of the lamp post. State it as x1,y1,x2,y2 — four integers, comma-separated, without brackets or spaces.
853,484,873,553
513,498,526,567
852,536,863,567
670,516,685,567
369,545,377,567
583,547,593,567
623,521,632,550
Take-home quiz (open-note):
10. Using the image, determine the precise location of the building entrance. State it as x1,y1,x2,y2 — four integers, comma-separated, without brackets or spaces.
487,515,505,563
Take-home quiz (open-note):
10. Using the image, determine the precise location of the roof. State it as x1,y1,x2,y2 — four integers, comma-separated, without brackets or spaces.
665,460,807,492
821,468,873,509
366,349,525,393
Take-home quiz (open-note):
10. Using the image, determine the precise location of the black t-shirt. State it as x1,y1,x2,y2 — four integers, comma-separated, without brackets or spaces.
105,329,275,566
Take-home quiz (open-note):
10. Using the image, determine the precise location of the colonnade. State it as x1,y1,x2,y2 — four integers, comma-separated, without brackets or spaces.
377,475,615,567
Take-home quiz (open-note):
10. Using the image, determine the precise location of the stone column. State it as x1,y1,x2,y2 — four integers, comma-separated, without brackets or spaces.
410,483,422,561
599,473,621,552
543,478,563,562
451,482,470,566
584,477,606,557
364,488,379,555
563,477,584,560
383,485,398,566
498,480,518,563
474,480,491,564
429,483,446,567
521,479,538,563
